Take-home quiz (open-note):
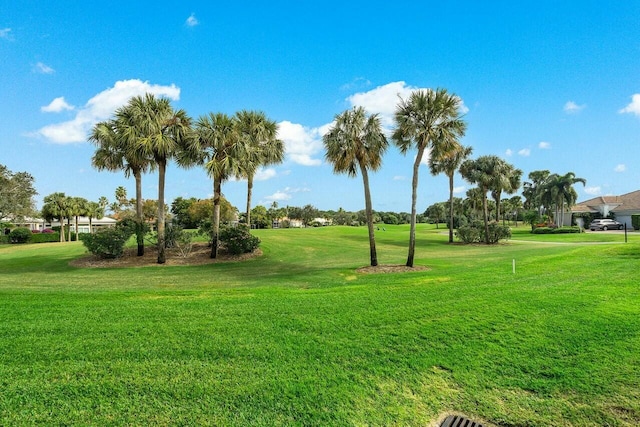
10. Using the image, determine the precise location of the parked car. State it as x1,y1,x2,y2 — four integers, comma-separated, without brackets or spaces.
589,219,623,231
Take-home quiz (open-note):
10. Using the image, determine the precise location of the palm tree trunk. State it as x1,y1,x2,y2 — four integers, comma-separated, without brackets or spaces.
482,190,490,244
360,163,378,266
75,216,79,241
89,217,93,234
135,170,145,256
448,173,454,243
67,218,72,242
59,217,65,242
246,174,253,227
157,160,166,264
407,147,424,267
211,178,221,259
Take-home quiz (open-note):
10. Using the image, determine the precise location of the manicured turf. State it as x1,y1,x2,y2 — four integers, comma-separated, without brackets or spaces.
0,225,638,426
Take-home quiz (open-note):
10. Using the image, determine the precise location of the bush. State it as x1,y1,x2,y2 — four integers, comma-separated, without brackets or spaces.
219,225,260,255
0,235,9,244
532,226,581,234
81,226,134,258
456,221,511,244
632,215,640,231
9,227,32,244
30,232,61,243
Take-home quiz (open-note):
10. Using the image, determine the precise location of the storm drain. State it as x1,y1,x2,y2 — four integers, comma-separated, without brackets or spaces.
440,414,484,427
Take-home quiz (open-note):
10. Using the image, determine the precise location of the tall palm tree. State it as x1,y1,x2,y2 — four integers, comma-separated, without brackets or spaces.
545,172,586,225
42,192,68,242
429,144,473,243
234,110,284,227
69,197,88,241
490,164,522,222
460,155,511,244
85,201,105,233
180,112,244,258
323,106,388,266
127,94,191,264
90,110,154,256
393,88,467,266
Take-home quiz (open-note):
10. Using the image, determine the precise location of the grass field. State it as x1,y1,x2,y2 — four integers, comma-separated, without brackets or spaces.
1,225,638,426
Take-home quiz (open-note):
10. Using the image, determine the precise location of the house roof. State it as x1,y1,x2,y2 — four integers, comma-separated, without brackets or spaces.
573,189,640,213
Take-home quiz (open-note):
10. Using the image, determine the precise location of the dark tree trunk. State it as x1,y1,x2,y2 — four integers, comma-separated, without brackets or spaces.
360,163,378,267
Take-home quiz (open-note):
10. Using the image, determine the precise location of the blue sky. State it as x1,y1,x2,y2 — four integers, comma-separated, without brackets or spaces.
2,2,640,214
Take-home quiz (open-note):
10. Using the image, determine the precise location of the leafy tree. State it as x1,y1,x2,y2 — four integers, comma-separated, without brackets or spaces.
127,94,191,263
429,145,473,242
300,204,319,227
545,172,586,225
180,113,243,258
235,110,284,227
393,88,466,266
522,170,551,212
323,106,388,266
249,205,270,229
171,197,199,229
332,207,355,225
0,164,37,222
425,202,446,228
42,192,69,242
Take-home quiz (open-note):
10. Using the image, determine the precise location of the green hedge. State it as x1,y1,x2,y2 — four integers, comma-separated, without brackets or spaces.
31,232,61,243
632,215,640,231
532,226,581,234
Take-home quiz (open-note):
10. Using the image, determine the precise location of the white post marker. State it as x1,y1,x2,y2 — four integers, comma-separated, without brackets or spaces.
512,259,516,274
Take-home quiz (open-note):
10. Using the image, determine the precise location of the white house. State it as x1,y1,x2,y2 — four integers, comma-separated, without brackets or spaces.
6,216,117,233
571,190,640,229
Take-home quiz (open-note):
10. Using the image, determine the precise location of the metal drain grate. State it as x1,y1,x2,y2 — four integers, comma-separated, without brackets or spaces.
440,414,484,427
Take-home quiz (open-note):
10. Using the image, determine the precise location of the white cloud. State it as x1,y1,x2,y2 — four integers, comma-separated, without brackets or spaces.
518,148,531,157
262,186,310,203
255,167,277,181
346,81,468,130
41,97,74,113
340,77,371,91
538,141,551,149
392,175,406,181
36,79,180,144
619,94,640,116
34,62,54,74
186,13,199,27
584,186,601,195
277,120,324,166
564,101,585,114
505,149,513,157
0,28,12,40
453,186,466,194
614,164,626,173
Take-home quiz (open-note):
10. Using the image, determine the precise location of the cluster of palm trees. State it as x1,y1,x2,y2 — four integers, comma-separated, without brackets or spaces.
41,193,107,242
522,170,586,225
89,94,283,263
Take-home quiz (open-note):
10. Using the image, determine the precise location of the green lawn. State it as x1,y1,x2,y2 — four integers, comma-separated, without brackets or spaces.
1,225,638,426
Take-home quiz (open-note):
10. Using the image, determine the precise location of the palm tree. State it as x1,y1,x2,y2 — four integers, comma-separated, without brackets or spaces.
85,201,105,233
545,172,586,225
490,164,522,223
392,88,467,266
69,197,88,241
234,110,284,227
429,144,473,243
127,94,191,264
180,112,243,258
90,111,154,256
460,155,512,244
323,106,388,266
42,192,68,242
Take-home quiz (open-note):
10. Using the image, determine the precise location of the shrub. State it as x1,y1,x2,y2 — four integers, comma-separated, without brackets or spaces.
532,226,581,234
9,227,32,244
219,225,260,255
0,235,9,244
30,232,61,243
456,221,510,244
632,215,640,231
81,226,133,259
